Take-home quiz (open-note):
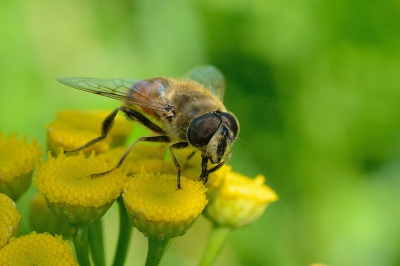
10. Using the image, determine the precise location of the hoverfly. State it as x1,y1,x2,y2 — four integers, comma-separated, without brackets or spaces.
57,65,239,189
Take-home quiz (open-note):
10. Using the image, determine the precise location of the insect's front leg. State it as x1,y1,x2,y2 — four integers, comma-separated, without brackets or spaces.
199,156,209,185
180,151,196,170
199,153,232,185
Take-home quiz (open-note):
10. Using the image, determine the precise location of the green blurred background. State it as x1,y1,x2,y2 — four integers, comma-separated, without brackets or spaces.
1,0,400,265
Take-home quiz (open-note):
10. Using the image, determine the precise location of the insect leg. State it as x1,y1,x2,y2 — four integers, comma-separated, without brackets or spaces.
207,153,231,174
120,106,165,134
65,108,121,153
186,151,196,161
182,151,196,170
65,106,165,154
199,156,209,184
168,142,189,189
90,135,170,177
198,153,232,185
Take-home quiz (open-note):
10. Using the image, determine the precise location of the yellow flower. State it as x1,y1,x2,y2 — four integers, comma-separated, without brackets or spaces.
204,167,278,228
46,109,132,156
0,132,42,201
0,193,20,248
34,151,126,224
0,232,78,266
29,193,71,237
123,170,208,240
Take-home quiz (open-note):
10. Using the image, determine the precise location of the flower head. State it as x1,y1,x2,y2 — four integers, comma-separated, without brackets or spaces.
0,232,78,265
0,132,42,201
123,170,208,240
204,167,278,228
34,151,126,224
0,193,21,248
46,109,132,155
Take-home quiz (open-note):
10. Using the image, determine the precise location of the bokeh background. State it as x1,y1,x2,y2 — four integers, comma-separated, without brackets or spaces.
1,0,400,265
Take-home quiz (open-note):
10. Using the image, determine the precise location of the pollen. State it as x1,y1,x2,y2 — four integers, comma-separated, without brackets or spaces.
123,171,208,240
46,109,132,155
0,232,78,266
0,132,42,200
0,193,21,249
34,151,126,208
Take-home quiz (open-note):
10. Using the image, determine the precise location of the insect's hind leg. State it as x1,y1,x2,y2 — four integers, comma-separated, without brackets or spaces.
64,106,166,154
64,108,121,153
120,106,165,135
90,135,171,178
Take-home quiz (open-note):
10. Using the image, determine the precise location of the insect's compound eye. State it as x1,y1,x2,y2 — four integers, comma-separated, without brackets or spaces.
187,112,221,148
220,112,239,140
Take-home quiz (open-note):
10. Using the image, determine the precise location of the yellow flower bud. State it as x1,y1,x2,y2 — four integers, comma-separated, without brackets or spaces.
34,151,126,224
204,167,278,228
0,232,78,265
0,132,42,201
123,170,208,240
0,193,20,248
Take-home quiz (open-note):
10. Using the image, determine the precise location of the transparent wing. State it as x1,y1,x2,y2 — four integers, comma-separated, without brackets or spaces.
56,77,168,112
184,65,226,101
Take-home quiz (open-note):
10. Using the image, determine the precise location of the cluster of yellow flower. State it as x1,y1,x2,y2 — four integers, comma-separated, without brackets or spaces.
0,133,77,265
0,109,278,266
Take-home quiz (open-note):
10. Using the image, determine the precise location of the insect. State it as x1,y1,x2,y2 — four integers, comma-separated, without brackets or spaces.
57,65,239,189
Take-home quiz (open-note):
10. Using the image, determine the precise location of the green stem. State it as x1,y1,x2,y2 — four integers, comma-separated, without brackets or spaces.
71,223,91,266
145,237,172,266
198,225,232,266
112,196,133,266
89,218,105,266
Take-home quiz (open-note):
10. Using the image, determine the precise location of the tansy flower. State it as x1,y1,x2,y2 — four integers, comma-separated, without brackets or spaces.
0,193,20,248
29,193,70,237
0,132,42,201
46,109,132,156
204,167,278,228
198,168,277,266
123,170,208,240
0,232,78,266
34,151,126,224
